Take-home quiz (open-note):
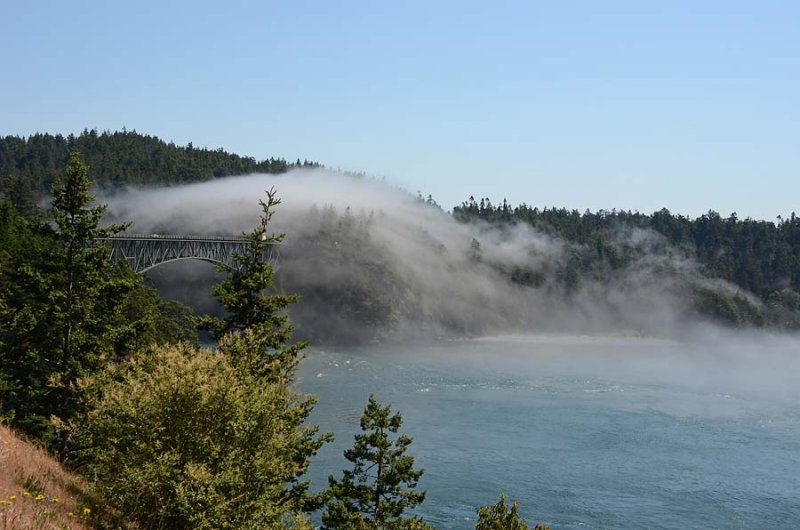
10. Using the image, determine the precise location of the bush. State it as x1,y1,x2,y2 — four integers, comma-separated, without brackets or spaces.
73,339,327,530
475,494,549,530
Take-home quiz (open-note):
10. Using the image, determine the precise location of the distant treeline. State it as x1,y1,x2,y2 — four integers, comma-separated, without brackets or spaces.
0,129,321,194
454,197,800,313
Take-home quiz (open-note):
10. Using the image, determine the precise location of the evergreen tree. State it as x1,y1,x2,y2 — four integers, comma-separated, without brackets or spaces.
0,152,194,444
195,187,332,512
50,151,131,374
474,495,549,530
323,395,428,530
0,199,58,436
197,187,306,382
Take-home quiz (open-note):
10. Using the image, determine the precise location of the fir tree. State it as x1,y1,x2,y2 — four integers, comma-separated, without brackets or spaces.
196,187,332,511
0,151,138,443
323,395,429,530
197,187,307,382
50,151,131,372
474,494,550,530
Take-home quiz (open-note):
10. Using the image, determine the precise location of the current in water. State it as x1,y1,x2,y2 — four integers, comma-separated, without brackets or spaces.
298,334,800,529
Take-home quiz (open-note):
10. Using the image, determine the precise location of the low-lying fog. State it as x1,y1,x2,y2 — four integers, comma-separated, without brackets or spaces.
102,170,797,349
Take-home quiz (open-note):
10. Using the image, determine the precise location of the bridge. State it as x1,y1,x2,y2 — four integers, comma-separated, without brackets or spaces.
99,234,275,273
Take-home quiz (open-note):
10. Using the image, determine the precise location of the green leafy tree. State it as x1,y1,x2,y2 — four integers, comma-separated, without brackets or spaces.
474,494,549,530
73,340,326,530
323,395,429,530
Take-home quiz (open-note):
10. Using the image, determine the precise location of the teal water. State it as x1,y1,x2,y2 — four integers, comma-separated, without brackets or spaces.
298,335,800,529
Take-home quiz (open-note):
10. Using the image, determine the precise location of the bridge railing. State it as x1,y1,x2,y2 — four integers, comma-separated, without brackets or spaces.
98,234,251,243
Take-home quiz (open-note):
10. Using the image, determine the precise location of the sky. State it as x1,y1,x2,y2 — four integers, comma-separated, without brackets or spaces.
2,0,799,220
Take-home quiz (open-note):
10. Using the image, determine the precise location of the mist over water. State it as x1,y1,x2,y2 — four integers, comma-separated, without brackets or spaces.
102,170,753,342
299,334,800,529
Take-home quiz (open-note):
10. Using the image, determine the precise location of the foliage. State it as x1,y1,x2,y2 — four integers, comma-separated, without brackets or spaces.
197,187,307,382
0,151,136,442
454,197,800,328
323,396,427,530
0,152,197,444
474,494,549,530
73,341,328,530
49,151,132,373
0,129,321,196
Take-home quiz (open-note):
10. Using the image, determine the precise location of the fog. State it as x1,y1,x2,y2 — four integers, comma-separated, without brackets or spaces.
101,170,781,344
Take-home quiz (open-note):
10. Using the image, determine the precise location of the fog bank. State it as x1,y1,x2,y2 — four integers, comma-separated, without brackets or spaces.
102,170,777,343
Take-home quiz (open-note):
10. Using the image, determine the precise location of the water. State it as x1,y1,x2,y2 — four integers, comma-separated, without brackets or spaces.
297,334,800,529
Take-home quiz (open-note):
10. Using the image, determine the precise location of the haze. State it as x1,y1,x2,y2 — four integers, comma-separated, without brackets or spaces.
104,170,768,342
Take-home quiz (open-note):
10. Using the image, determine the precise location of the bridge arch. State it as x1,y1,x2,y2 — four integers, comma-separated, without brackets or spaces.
100,234,274,273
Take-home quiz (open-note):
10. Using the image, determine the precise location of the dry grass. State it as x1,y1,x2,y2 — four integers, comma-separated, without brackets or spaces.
0,425,93,530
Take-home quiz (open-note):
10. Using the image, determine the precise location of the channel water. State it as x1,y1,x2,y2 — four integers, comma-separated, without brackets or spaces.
298,334,800,529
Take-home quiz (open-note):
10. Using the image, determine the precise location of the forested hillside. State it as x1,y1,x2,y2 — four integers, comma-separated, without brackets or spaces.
454,198,800,297
454,197,800,327
0,129,320,195
3,129,800,336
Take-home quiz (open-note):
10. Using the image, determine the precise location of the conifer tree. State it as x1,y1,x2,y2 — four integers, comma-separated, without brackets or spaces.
195,187,333,512
323,395,429,530
51,151,131,373
474,495,550,530
197,187,306,382
0,151,136,442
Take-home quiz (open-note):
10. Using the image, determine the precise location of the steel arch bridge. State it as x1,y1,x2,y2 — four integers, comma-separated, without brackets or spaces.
98,234,275,273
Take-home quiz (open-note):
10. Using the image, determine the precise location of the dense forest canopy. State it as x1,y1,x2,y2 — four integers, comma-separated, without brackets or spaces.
453,197,800,303
0,129,321,195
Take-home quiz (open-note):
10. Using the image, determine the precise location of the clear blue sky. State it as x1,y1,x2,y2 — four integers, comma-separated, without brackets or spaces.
2,0,799,219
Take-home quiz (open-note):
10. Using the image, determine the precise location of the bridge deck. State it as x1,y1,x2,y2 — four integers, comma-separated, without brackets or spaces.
99,234,249,243
100,234,273,273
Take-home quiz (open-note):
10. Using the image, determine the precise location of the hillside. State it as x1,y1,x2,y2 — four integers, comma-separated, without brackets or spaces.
0,425,95,529
0,129,321,196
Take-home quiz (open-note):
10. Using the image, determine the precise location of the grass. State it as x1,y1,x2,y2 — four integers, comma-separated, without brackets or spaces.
0,424,93,530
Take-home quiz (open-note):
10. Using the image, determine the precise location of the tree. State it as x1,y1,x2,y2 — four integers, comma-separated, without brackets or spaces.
73,340,325,530
51,151,130,368
197,187,306,382
43,151,137,440
475,494,549,530
0,152,196,444
323,395,429,530
191,187,332,514
0,199,58,436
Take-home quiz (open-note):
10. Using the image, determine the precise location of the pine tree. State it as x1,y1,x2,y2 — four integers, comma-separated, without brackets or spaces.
474,495,550,530
0,151,137,442
195,187,332,511
323,395,429,530
197,187,306,382
50,151,131,373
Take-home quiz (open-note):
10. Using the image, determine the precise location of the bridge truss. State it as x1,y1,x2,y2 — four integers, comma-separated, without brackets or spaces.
99,234,275,273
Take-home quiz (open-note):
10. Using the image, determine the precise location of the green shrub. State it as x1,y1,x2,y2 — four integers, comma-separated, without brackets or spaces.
475,494,549,530
74,339,328,530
